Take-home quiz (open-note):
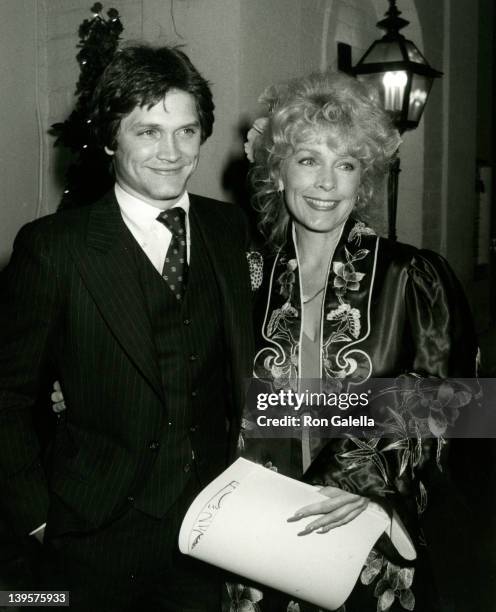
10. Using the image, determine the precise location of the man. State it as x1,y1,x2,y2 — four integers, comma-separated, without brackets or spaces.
0,45,253,611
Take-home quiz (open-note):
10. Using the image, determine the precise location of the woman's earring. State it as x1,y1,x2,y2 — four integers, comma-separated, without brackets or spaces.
277,179,284,192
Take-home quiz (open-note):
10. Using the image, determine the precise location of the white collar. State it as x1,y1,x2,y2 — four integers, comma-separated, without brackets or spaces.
115,183,190,236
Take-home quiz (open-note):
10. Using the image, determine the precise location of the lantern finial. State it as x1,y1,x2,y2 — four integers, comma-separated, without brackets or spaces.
377,0,410,39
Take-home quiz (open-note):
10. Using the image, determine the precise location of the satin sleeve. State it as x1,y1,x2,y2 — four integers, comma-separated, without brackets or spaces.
304,249,478,561
405,249,477,378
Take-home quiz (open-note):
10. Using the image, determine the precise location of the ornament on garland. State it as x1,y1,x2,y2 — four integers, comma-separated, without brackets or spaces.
50,3,123,209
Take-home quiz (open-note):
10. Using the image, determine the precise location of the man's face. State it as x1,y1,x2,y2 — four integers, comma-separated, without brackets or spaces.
106,89,201,209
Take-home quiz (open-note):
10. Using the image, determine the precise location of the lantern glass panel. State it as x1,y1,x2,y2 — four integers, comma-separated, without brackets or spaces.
404,41,427,64
356,73,386,107
357,72,407,117
362,41,404,64
407,74,432,123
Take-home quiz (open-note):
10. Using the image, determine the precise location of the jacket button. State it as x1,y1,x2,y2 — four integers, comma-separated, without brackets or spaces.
183,318,191,325
191,390,198,398
149,441,160,450
189,354,198,362
127,496,135,503
189,425,197,433
183,463,191,473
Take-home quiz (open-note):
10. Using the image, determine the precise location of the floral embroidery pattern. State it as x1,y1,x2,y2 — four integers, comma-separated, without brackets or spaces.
225,583,263,612
320,376,477,611
277,257,298,299
373,377,473,467
332,246,368,295
267,302,298,338
337,437,392,489
326,303,361,341
237,417,259,453
254,221,377,384
323,235,372,378
361,551,415,611
263,352,298,390
333,258,365,294
346,377,475,610
338,377,473,481
406,379,472,437
256,256,300,389
348,220,376,245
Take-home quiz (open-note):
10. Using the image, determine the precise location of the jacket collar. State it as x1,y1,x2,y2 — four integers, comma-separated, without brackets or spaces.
74,192,164,401
76,192,252,408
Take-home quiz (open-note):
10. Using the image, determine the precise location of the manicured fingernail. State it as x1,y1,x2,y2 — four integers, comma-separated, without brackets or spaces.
287,513,304,522
297,527,314,536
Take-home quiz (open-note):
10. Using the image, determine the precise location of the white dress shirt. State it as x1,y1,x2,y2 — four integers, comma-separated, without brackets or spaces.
115,183,191,272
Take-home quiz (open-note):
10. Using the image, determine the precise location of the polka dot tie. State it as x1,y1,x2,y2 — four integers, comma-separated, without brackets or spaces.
156,208,188,300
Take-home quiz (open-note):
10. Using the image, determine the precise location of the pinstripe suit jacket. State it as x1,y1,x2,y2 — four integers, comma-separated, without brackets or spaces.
0,192,254,536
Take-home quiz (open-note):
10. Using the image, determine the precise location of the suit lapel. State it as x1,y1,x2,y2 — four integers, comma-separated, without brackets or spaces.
189,196,242,319
189,196,254,414
70,194,164,402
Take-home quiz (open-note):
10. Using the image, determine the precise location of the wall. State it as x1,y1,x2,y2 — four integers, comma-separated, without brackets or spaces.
474,0,494,330
417,0,483,319
141,0,244,203
441,0,479,289
0,0,42,267
477,0,495,164
1,0,484,312
415,0,445,254
40,0,391,213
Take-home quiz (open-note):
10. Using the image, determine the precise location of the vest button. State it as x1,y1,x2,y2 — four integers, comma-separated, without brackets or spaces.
191,390,198,398
189,354,198,362
183,463,191,473
183,318,191,325
189,425,197,433
127,496,135,503
149,441,160,450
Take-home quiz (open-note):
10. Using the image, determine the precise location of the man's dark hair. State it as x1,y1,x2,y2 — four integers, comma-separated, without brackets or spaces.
91,44,214,149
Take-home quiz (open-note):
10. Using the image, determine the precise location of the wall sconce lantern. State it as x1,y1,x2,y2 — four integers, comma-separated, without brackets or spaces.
340,0,442,240
352,0,442,134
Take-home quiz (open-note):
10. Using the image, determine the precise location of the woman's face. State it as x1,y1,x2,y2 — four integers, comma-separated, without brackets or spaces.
280,132,361,235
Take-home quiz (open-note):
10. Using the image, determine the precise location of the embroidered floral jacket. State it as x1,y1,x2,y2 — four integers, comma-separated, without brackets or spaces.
246,217,477,556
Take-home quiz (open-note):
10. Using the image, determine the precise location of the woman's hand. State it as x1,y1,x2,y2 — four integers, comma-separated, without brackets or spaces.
51,380,66,414
287,486,368,535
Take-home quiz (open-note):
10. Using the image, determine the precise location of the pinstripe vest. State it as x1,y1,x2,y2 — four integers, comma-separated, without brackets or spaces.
131,212,228,517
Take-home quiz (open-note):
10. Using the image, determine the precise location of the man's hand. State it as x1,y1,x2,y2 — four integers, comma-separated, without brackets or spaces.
287,486,368,535
51,381,66,414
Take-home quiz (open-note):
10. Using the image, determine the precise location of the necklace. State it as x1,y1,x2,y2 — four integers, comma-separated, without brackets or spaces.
302,286,325,304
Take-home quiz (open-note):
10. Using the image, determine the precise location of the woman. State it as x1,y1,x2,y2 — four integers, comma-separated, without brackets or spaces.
232,71,477,612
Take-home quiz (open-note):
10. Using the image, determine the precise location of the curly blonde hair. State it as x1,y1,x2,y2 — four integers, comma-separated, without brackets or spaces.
250,70,401,248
